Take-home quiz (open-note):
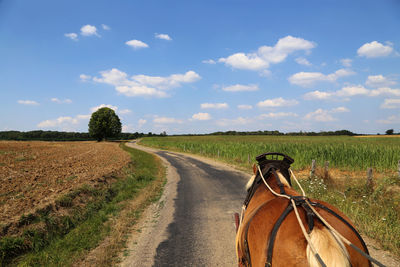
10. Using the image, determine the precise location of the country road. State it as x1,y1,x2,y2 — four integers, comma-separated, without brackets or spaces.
121,142,399,267
122,142,248,266
152,150,247,266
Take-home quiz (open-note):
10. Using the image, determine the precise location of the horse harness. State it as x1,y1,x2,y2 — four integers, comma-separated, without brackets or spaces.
237,153,372,267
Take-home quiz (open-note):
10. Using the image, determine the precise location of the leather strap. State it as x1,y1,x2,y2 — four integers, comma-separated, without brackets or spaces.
265,203,293,266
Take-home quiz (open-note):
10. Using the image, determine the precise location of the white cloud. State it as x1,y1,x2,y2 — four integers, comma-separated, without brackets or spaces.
192,112,211,121
303,90,334,100
138,119,147,128
295,57,311,66
93,69,127,85
288,69,355,87
259,112,298,119
336,85,370,97
64,33,78,41
201,103,228,109
119,109,132,114
77,114,90,120
304,109,336,122
132,71,200,90
18,100,39,105
377,115,400,124
222,84,259,92
112,85,167,97
258,36,315,63
155,33,172,41
122,125,132,132
126,40,149,49
381,99,400,109
365,75,396,88
90,104,118,112
260,69,272,77
37,114,89,129
219,35,315,71
153,116,183,124
216,117,252,126
37,111,91,130
357,41,393,58
92,68,201,98
38,116,78,127
331,106,350,113
340,58,352,67
304,107,349,122
51,98,72,104
80,74,91,81
202,59,216,64
237,104,253,110
257,97,298,108
101,24,110,30
219,53,269,70
305,85,400,101
80,24,99,37
369,87,400,97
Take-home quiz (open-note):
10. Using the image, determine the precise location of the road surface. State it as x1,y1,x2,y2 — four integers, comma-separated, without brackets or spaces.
122,143,248,266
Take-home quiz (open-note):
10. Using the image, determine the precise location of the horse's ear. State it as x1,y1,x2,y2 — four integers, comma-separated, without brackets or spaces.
252,164,257,174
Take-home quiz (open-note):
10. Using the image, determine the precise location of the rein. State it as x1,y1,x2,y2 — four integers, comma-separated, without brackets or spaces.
237,153,385,267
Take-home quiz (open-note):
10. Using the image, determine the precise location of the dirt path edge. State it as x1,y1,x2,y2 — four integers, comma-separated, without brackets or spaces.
119,142,180,267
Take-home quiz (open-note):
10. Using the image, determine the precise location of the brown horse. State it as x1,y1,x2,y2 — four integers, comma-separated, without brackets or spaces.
235,153,376,267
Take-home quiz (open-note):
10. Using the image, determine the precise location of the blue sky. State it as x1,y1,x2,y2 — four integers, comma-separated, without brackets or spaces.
1,0,400,134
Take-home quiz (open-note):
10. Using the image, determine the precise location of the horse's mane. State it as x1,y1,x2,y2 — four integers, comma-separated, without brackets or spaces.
245,169,290,191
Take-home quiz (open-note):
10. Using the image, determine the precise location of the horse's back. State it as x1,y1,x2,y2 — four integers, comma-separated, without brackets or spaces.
247,198,309,266
246,198,370,267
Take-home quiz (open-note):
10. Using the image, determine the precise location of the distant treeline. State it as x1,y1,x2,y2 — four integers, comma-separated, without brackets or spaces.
205,130,356,136
0,129,359,141
0,131,159,141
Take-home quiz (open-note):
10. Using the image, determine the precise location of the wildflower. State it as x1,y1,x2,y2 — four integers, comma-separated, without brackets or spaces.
382,218,386,221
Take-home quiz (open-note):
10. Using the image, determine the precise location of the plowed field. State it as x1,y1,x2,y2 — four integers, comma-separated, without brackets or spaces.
0,141,130,225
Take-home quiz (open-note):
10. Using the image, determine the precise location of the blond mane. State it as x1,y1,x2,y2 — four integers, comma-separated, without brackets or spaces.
245,169,290,191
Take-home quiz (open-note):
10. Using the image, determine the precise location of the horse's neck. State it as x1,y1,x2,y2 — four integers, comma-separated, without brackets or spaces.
247,179,285,211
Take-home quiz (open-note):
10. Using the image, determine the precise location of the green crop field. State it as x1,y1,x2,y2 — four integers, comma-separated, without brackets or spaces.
140,135,400,172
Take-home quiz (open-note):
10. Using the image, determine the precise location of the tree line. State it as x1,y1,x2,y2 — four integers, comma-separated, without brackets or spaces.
0,131,152,141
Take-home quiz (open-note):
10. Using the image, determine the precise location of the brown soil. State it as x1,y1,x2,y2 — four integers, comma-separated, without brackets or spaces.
0,141,130,226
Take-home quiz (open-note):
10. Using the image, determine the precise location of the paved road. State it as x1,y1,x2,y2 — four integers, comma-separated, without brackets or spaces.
151,151,247,266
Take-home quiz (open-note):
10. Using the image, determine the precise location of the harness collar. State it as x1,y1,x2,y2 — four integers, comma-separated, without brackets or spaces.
243,152,294,208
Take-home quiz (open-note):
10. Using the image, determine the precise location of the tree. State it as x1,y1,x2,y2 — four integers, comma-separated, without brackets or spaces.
385,129,394,135
88,107,122,141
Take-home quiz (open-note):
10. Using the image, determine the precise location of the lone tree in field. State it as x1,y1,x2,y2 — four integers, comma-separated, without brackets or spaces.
385,129,394,135
89,107,122,141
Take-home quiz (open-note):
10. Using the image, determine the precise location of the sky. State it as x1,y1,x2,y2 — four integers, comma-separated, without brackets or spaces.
1,0,400,135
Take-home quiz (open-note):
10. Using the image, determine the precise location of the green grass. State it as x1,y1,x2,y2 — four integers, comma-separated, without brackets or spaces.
1,143,165,266
140,135,400,172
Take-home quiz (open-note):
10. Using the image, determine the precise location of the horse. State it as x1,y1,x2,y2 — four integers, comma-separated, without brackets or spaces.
235,152,380,267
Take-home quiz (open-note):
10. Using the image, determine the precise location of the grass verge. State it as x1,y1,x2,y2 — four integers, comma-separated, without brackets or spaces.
0,142,165,266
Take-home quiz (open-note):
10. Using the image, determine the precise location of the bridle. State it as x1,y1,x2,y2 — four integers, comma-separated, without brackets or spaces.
236,152,384,267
